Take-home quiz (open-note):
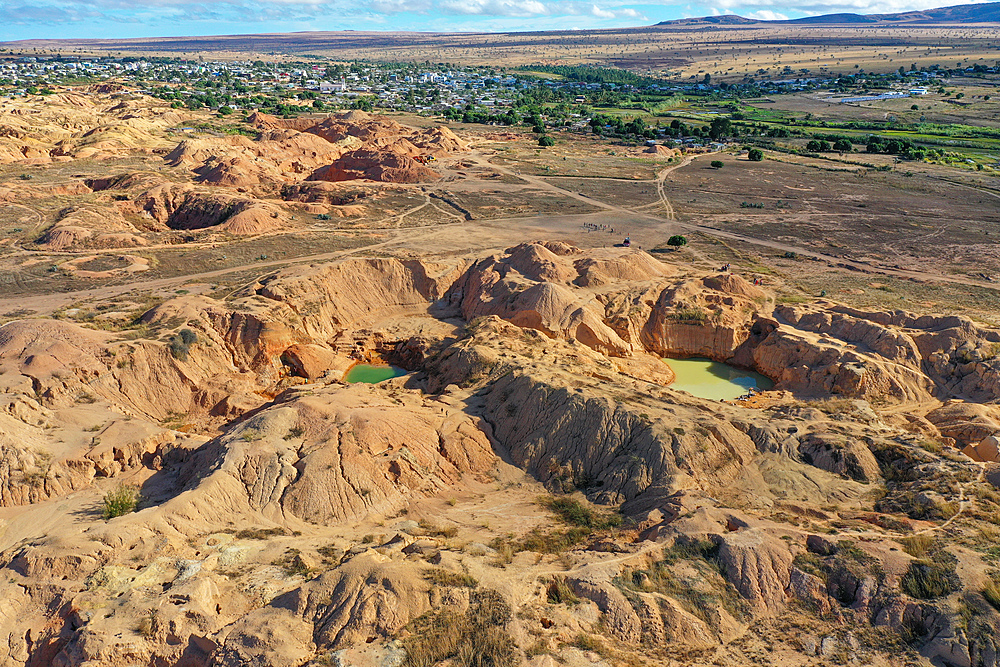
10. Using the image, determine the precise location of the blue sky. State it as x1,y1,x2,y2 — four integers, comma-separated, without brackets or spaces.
0,0,986,41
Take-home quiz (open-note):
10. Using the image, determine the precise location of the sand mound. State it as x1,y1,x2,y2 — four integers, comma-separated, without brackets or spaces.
308,148,440,183
165,112,462,190
0,90,194,165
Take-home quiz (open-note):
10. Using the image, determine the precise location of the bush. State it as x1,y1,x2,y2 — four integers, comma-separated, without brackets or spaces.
510,526,591,555
901,558,960,599
403,590,516,667
747,148,764,161
546,497,620,530
538,135,554,147
103,485,138,520
425,568,478,588
178,328,198,345
666,234,687,247
833,138,853,152
900,534,934,558
710,160,724,169
668,306,708,322
168,337,189,361
546,577,580,605
218,105,233,115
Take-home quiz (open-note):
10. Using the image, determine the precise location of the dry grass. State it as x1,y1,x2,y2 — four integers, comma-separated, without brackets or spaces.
424,568,478,588
900,534,935,559
983,576,1000,612
418,520,459,538
402,590,517,667
546,577,580,605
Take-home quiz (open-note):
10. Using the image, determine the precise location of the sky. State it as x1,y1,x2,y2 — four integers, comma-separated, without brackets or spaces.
0,0,990,41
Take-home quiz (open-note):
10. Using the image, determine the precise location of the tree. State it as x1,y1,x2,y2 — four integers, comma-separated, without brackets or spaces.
709,117,732,141
747,148,764,161
666,235,688,246
217,105,233,115
538,135,554,147
833,138,852,152
703,73,711,85
710,160,724,169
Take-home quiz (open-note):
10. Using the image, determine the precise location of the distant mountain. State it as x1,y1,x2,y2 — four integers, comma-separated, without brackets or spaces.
656,2,1000,25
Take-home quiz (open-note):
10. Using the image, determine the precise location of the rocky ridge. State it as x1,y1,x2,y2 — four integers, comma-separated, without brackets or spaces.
0,243,998,666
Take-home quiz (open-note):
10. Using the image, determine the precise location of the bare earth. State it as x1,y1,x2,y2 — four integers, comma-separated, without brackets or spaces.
0,88,1000,667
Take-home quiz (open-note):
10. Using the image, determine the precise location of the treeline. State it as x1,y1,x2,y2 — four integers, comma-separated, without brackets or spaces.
517,65,661,87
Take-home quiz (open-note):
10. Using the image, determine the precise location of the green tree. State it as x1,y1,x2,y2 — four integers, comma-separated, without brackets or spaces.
666,234,687,246
538,135,554,147
710,160,724,169
709,117,732,140
747,148,764,161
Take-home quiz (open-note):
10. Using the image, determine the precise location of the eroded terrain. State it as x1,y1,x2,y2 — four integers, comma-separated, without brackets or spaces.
0,88,1000,667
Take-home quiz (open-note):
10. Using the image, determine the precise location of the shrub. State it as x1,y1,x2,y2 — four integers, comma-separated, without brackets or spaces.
901,558,960,599
538,135,554,147
546,497,620,530
983,577,1000,611
668,306,708,322
547,577,580,605
900,534,934,559
168,337,189,361
666,234,687,246
510,526,590,555
103,485,138,520
833,138,853,152
710,160,724,169
425,568,478,588
403,590,516,667
178,328,198,345
567,634,609,657
418,520,459,538
747,148,764,161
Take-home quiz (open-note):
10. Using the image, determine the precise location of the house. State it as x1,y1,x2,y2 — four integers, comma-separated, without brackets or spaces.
320,80,347,93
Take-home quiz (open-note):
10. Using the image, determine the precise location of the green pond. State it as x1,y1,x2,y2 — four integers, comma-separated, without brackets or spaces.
663,357,774,401
344,364,407,384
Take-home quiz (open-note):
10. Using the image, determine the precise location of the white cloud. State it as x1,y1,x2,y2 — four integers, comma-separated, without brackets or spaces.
706,0,992,16
591,4,614,17
439,0,546,15
744,8,787,18
369,0,431,11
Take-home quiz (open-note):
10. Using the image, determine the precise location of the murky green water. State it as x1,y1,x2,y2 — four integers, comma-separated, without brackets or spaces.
344,364,406,384
663,357,773,401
